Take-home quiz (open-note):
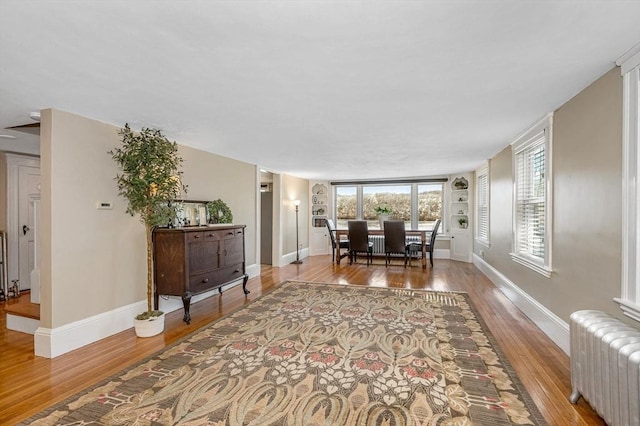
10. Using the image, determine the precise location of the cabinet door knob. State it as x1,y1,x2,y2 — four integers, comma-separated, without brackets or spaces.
193,235,200,239
234,269,240,273
202,278,209,283
227,232,234,235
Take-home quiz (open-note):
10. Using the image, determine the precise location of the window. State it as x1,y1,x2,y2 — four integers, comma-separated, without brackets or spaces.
363,185,411,229
335,186,357,229
333,181,444,231
475,164,489,246
511,114,553,277
417,184,443,230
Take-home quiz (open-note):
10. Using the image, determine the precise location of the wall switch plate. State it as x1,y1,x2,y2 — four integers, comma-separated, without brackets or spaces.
96,201,113,210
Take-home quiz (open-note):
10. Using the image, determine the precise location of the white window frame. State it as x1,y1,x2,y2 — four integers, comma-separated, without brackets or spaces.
475,162,490,247
510,113,553,278
616,43,640,322
332,181,445,231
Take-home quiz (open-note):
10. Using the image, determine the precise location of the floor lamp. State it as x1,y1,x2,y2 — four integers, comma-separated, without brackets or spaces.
291,200,303,264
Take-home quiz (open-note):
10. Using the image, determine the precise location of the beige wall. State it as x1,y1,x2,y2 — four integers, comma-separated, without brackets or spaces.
41,109,145,328
40,109,258,329
281,174,309,255
178,145,257,265
477,67,626,323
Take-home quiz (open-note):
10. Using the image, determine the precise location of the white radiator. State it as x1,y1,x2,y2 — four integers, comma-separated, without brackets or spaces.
569,310,640,426
368,235,422,255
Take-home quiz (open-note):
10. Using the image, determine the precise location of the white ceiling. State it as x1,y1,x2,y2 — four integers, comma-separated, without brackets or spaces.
1,1,639,180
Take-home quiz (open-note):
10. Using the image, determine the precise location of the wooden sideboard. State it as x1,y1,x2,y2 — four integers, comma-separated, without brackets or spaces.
152,225,249,324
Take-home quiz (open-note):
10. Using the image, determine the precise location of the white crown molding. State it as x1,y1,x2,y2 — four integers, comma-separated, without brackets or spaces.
616,42,640,74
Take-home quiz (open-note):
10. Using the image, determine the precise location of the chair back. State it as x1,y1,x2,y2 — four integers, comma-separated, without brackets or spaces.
383,220,406,254
326,219,338,248
429,219,441,247
348,221,370,252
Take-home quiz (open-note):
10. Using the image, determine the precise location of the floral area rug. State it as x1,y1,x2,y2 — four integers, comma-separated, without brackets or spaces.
22,281,547,425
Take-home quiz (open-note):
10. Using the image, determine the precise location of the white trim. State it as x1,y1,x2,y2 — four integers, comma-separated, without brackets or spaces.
5,154,40,287
475,162,490,247
6,313,40,334
473,253,569,354
278,247,309,267
433,248,450,259
33,263,261,359
510,113,553,277
618,48,640,322
35,300,146,358
616,43,640,74
509,252,552,278
614,298,640,323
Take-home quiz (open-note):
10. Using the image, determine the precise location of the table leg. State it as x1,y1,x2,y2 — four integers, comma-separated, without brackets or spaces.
422,241,427,269
336,243,341,264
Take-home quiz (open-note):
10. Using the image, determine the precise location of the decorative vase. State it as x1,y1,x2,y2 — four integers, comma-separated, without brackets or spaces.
134,313,165,337
378,214,389,229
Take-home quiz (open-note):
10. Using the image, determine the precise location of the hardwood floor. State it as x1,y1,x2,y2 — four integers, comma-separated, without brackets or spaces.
1,256,604,425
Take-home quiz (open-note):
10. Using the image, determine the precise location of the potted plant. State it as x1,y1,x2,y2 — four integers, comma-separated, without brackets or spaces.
458,217,468,229
375,204,393,229
206,199,233,224
110,124,187,337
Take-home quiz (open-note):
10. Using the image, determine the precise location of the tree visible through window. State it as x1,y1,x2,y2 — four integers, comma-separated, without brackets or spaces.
334,182,443,230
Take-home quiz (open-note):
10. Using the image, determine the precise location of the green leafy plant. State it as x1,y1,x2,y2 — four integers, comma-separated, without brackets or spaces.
110,123,187,317
374,205,393,215
458,217,468,226
206,199,233,224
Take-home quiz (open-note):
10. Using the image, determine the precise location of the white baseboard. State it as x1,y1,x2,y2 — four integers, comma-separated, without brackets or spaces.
473,254,570,354
34,264,261,359
278,248,309,267
7,313,40,334
434,249,450,259
34,300,146,358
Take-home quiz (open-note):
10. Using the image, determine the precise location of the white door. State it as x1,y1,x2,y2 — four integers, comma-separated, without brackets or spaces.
6,154,41,292
19,167,40,290
450,230,471,262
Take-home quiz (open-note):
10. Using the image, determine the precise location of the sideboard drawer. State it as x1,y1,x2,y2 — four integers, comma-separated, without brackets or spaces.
187,231,205,242
189,271,218,294
218,263,244,284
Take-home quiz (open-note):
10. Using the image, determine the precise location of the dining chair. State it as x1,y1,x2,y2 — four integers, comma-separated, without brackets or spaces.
347,220,374,265
408,219,441,267
383,220,409,267
326,219,349,262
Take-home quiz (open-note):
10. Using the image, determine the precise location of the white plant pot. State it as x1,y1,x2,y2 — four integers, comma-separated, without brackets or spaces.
378,215,390,229
134,313,165,338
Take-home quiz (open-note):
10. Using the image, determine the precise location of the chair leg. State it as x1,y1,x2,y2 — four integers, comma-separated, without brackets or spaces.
429,250,433,267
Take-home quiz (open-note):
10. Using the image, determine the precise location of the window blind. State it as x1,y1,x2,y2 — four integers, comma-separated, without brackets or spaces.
514,132,546,261
476,171,489,243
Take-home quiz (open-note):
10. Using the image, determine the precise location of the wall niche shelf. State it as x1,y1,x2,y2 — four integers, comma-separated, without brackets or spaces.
311,183,328,228
451,177,469,230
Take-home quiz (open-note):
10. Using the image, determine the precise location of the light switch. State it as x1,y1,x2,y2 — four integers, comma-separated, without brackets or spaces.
96,201,113,210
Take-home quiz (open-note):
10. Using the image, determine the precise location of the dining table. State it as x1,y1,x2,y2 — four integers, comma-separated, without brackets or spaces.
334,229,429,269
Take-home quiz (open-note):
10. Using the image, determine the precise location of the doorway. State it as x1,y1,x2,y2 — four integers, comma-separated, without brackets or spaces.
6,154,41,293
260,170,273,265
